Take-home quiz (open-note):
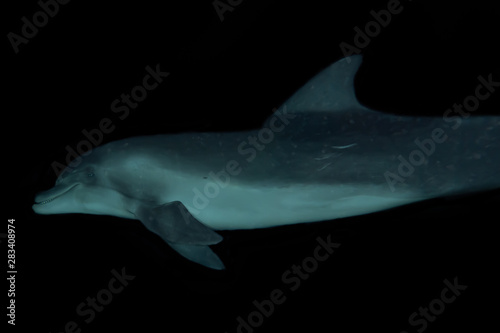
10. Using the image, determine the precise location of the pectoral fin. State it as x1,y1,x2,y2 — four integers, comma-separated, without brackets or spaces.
136,201,222,245
167,242,225,270
135,201,225,270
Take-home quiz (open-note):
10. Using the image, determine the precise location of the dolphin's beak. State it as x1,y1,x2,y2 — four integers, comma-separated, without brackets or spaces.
32,183,79,212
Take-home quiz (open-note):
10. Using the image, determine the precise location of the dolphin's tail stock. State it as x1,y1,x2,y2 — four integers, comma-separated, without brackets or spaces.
450,115,500,194
378,102,500,198
393,113,500,198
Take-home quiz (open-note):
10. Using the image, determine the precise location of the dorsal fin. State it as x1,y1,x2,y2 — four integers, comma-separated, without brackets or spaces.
278,55,367,113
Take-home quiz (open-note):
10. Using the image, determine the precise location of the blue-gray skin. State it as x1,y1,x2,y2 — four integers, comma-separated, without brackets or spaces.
32,55,500,270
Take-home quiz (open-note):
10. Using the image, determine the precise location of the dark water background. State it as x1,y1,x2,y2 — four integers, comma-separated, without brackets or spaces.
5,0,499,332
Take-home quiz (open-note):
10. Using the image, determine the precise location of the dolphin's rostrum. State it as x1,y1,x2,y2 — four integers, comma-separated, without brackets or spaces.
33,55,500,269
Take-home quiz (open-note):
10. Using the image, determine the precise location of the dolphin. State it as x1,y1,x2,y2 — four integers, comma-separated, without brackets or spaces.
32,55,500,269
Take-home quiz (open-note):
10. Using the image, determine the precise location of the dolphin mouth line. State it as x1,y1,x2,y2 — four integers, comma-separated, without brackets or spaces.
35,184,79,206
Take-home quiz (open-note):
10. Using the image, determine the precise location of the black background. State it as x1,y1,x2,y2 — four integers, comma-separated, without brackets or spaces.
4,0,499,332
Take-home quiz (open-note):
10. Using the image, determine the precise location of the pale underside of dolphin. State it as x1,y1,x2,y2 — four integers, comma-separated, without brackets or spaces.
33,55,500,270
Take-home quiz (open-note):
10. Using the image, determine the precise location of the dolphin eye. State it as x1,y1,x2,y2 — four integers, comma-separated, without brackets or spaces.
88,172,95,177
